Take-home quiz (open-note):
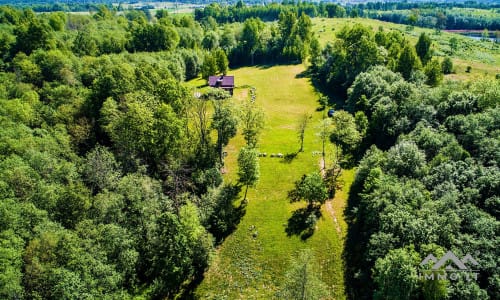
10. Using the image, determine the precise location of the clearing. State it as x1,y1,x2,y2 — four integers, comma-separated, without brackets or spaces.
194,64,353,299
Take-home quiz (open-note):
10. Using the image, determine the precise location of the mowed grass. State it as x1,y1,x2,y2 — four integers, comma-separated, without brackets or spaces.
195,65,352,299
312,17,500,80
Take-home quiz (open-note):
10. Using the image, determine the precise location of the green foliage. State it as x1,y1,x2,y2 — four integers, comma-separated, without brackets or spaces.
276,249,330,299
373,247,420,300
0,230,24,299
13,10,54,55
212,100,238,164
202,30,219,50
239,98,265,148
331,110,362,153
289,172,328,208
424,58,443,87
237,146,260,200
82,145,121,193
397,43,422,80
201,52,218,79
214,49,229,75
415,32,432,65
441,57,453,74
129,22,179,52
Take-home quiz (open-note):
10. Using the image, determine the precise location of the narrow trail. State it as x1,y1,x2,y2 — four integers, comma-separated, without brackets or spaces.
320,158,342,234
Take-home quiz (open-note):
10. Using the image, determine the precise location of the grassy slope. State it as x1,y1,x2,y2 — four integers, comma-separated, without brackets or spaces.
312,17,500,80
195,65,352,299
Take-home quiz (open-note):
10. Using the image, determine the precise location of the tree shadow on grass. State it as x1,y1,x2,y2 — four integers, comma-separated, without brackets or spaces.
285,206,322,240
281,152,299,164
208,183,246,244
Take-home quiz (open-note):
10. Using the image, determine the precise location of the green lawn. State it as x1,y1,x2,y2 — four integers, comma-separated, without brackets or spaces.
194,65,353,299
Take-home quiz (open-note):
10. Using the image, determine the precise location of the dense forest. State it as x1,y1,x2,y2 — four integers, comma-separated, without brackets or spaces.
307,21,499,300
0,3,322,298
0,1,498,299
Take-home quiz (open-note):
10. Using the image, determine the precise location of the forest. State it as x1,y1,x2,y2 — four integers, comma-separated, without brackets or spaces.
0,1,498,299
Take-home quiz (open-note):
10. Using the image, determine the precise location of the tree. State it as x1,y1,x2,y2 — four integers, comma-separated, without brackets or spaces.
211,101,238,165
449,37,459,53
73,29,98,56
316,118,332,167
82,145,121,194
237,146,260,201
289,173,328,209
0,230,24,299
240,98,265,148
331,110,362,153
424,58,443,87
220,26,236,52
214,49,229,75
278,11,297,47
240,18,264,65
13,10,54,55
415,33,432,65
441,57,453,74
201,53,217,79
481,28,490,42
373,247,420,300
386,141,426,178
334,24,381,88
202,31,219,50
296,113,311,152
397,43,422,80
277,249,330,299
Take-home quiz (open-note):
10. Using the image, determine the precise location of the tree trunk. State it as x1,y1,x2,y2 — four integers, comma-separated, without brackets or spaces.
244,184,249,201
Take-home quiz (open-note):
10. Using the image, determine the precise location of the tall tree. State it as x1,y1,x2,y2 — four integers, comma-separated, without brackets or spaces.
373,247,420,300
296,113,311,152
415,33,432,65
288,172,328,209
240,97,265,148
316,118,332,168
424,57,443,87
397,43,422,80
211,101,238,165
330,110,362,154
237,146,260,201
214,49,229,75
201,53,218,79
277,249,330,299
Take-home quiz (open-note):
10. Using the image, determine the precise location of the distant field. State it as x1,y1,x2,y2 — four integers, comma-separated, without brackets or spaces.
194,65,352,299
119,1,199,14
312,17,500,80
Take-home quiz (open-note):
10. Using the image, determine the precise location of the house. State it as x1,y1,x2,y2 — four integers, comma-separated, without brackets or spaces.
208,75,234,95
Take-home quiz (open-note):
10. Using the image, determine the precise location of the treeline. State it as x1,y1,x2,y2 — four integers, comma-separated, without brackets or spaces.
194,1,346,23
365,9,500,31
309,22,499,299
352,1,500,11
0,6,253,299
195,1,500,31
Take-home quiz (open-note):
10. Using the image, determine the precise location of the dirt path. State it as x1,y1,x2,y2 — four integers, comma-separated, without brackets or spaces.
320,158,342,234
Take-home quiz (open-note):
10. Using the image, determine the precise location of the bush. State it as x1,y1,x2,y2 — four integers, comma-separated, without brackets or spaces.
442,57,453,74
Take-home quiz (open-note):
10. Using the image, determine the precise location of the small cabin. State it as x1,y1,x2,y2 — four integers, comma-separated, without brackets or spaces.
208,75,234,95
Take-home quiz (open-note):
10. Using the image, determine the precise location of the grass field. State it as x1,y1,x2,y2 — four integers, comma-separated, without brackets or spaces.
312,17,500,80
194,65,353,299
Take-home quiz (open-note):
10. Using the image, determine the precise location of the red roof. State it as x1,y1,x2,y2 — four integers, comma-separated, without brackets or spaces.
208,75,234,88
